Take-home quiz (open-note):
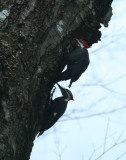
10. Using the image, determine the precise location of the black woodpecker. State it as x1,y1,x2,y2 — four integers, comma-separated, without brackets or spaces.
38,83,73,136
57,39,90,87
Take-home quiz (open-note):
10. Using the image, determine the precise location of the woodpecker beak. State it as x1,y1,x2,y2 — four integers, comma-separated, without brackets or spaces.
57,83,74,101
57,83,67,96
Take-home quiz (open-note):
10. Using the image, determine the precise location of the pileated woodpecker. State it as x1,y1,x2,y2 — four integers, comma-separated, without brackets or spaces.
38,83,73,136
56,39,90,87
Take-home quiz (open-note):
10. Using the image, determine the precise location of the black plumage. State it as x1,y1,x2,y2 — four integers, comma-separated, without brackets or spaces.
56,39,90,87
38,84,73,136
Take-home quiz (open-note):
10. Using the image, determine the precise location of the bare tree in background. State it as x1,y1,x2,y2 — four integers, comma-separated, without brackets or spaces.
52,25,126,160
0,1,113,160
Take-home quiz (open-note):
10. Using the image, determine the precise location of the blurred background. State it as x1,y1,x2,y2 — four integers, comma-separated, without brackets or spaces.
30,0,126,159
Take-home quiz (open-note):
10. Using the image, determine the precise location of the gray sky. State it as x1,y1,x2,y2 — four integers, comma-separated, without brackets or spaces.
30,1,126,160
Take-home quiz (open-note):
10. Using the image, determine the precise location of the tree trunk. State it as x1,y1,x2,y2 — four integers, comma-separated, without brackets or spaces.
0,0,113,160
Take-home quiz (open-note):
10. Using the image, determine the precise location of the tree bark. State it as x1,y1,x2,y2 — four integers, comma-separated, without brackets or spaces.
0,0,113,160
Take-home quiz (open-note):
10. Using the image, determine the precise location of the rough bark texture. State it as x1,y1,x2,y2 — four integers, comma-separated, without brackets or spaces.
0,0,113,160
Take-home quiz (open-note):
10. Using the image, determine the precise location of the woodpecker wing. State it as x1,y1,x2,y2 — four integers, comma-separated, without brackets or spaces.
54,46,90,84
41,97,67,131
69,47,88,64
38,100,56,136
69,60,83,87
69,55,89,87
58,66,72,81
